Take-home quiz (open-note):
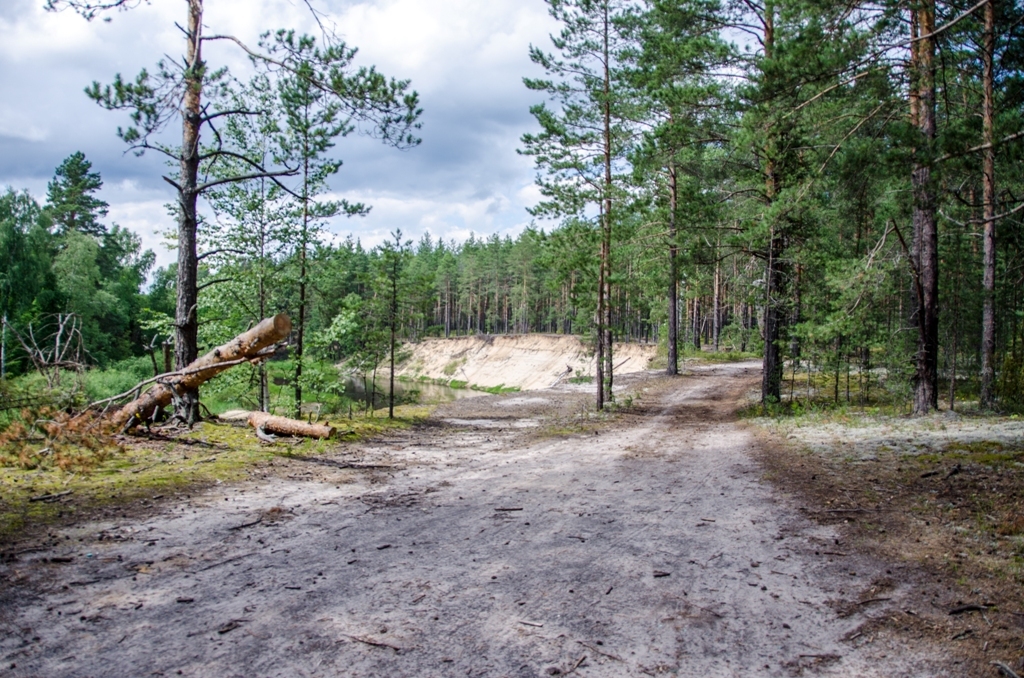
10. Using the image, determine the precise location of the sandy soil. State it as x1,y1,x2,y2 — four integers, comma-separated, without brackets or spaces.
394,334,656,391
0,363,951,677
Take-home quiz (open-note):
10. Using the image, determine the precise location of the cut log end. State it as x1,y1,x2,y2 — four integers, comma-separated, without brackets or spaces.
247,412,336,439
271,313,292,336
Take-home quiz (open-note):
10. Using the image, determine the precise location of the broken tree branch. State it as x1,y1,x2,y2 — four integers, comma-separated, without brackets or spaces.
109,314,291,430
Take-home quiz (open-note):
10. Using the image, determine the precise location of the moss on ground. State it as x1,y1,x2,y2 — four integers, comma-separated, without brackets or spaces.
0,404,427,541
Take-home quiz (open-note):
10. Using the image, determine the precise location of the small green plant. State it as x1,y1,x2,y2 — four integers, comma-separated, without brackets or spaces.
470,384,521,394
442,358,465,376
568,370,593,384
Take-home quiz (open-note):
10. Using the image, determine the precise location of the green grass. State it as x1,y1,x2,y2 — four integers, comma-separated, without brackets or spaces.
470,383,521,394
443,358,466,376
683,349,760,363
0,404,427,540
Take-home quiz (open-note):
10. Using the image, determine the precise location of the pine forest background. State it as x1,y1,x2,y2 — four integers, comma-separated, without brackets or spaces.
3,0,1024,419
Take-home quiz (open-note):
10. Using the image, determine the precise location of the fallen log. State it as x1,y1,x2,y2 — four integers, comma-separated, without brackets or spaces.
110,314,291,430
247,412,336,439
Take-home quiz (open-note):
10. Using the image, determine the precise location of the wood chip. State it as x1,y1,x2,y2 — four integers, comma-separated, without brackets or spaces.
217,619,246,634
949,603,992,615
340,633,401,651
29,490,72,503
992,661,1022,678
576,641,623,662
228,517,262,531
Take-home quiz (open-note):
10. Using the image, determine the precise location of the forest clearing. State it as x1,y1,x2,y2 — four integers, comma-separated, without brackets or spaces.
1,355,1022,676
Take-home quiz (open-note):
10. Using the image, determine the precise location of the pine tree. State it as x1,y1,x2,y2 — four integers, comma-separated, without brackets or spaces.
522,0,638,408
46,152,109,237
49,0,421,424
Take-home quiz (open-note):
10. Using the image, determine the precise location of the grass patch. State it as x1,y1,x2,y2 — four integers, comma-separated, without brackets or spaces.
684,349,760,363
470,384,521,394
0,407,425,541
442,358,466,377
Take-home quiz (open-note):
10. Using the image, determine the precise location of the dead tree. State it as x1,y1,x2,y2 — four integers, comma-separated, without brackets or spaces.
108,314,291,430
247,412,335,439
2,313,88,390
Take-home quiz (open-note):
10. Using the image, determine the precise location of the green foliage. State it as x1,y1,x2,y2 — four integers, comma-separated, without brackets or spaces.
15,0,1024,423
46,152,109,237
1,155,156,376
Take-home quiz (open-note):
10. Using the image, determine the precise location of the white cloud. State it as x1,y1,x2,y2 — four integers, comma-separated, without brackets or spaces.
0,0,562,263
106,198,175,269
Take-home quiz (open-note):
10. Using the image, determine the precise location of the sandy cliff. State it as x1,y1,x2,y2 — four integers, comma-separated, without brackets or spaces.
393,334,657,391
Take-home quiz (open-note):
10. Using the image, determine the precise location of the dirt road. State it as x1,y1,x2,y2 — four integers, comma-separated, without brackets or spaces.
1,363,947,677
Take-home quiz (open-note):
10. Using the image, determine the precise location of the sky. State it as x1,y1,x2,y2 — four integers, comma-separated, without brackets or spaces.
0,0,561,270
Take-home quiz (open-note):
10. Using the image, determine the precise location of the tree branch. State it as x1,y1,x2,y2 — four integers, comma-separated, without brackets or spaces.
912,0,989,42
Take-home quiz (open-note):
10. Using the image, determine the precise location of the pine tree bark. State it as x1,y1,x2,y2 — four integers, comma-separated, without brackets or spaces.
980,0,997,408
713,242,721,353
174,0,204,426
598,0,614,409
294,129,311,418
762,221,785,404
389,253,398,419
911,1,939,414
667,164,679,375
247,412,335,439
760,0,785,405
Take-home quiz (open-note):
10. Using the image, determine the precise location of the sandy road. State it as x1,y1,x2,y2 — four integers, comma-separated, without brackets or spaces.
1,362,946,677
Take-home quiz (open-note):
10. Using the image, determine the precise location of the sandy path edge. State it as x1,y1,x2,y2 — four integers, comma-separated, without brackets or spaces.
0,362,950,677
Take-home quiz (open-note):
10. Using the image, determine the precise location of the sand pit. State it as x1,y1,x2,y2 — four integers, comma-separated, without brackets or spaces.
393,334,656,391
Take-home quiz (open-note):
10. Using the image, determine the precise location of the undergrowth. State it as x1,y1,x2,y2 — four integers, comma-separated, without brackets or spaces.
0,407,121,471
0,403,427,540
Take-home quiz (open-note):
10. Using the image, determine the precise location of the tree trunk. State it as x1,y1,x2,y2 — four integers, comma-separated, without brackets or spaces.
693,297,701,350
173,0,204,426
389,259,397,419
247,412,335,439
762,224,785,404
596,0,614,409
713,242,721,352
980,0,997,408
112,315,291,430
911,0,939,414
760,0,785,406
667,165,679,375
294,131,311,418
258,180,270,413
596,226,605,411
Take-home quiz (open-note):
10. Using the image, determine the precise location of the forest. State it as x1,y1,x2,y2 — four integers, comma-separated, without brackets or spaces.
6,4,1024,674
2,0,1024,421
